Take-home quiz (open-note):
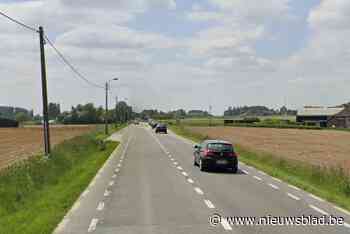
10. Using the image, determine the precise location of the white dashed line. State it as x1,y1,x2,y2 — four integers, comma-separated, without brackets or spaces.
334,206,350,216
115,169,120,173
288,184,301,191
109,181,115,186
187,178,194,184
174,162,178,165
287,193,301,201
272,177,282,182
81,190,89,197
253,176,262,181
171,158,175,161
221,219,233,231
97,202,105,211
117,163,122,168
104,190,111,197
112,174,117,178
88,218,99,232
204,199,215,209
268,183,279,190
242,169,249,175
344,222,350,228
177,166,183,170
194,187,204,195
309,205,329,215
182,172,188,177
308,194,325,202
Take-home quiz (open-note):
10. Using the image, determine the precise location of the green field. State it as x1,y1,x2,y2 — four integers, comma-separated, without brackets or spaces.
0,125,124,234
169,125,350,212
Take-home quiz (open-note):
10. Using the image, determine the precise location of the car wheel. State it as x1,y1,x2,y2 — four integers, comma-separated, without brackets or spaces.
230,166,238,174
199,159,207,172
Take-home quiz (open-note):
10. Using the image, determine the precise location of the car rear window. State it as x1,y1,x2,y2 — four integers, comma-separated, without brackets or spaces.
207,143,233,152
158,124,166,127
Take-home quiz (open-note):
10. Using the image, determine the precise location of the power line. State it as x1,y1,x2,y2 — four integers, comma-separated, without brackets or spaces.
44,35,104,89
0,11,38,33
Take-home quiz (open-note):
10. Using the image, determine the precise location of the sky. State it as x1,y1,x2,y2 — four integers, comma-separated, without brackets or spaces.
0,0,349,115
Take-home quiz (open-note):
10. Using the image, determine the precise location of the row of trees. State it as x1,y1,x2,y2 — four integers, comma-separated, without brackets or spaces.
224,106,297,117
139,109,211,120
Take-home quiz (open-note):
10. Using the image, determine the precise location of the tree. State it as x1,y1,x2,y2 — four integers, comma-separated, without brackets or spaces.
15,112,30,123
48,103,61,120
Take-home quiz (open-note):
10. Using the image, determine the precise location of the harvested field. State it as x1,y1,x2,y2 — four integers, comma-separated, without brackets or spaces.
188,127,350,170
0,125,96,169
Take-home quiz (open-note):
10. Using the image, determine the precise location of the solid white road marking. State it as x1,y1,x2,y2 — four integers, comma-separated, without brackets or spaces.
272,177,282,182
89,180,96,187
242,169,249,175
88,218,99,232
204,200,215,209
187,178,194,184
82,190,89,197
288,184,301,191
268,183,279,190
258,171,266,175
221,218,233,231
194,187,204,195
177,166,183,170
104,190,111,197
109,181,115,186
97,202,105,211
253,176,262,181
287,193,301,201
309,205,329,215
308,194,325,202
182,172,188,177
55,219,70,232
334,206,350,216
344,222,350,228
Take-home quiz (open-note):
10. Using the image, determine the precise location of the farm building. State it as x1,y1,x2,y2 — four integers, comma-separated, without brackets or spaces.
0,117,19,128
297,106,350,128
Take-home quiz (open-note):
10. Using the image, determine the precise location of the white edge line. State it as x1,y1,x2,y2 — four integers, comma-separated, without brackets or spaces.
308,194,325,202
242,169,249,175
268,183,279,190
88,218,99,232
334,206,350,216
287,193,301,201
204,199,215,209
221,218,233,231
309,205,329,215
97,202,104,211
194,187,204,195
288,184,301,191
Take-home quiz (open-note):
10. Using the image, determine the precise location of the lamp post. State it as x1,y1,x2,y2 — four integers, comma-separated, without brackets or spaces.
105,78,118,135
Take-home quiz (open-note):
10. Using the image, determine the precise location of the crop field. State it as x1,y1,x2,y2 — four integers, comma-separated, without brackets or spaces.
0,125,96,169
188,126,350,170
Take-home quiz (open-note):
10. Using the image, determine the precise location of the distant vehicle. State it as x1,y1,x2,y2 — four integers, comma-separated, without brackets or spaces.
193,140,238,173
149,120,158,129
155,123,167,134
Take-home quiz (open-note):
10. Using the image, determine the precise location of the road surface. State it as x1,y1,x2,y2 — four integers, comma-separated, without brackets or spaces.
54,124,350,234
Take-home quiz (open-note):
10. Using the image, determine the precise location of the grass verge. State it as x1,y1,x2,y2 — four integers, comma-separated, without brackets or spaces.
0,131,119,234
169,125,350,212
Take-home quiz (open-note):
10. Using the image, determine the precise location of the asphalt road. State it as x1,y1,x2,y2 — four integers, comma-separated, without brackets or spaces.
54,124,350,234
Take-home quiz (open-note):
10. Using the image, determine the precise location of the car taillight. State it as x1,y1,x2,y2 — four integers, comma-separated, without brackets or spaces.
228,152,238,157
204,149,215,157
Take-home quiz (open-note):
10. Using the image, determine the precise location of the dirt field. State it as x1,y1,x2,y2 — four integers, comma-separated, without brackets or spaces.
188,127,350,170
0,125,96,169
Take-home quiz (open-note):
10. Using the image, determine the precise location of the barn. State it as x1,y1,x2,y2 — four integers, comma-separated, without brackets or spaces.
0,118,19,128
297,106,350,128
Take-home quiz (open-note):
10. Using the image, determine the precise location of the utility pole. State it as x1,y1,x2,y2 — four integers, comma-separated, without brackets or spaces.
39,26,51,156
209,105,212,126
105,82,109,135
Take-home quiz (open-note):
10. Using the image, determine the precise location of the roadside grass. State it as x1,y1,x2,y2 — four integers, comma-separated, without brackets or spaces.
0,130,119,234
169,125,350,212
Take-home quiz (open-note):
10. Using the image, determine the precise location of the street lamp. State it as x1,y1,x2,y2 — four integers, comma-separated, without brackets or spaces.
105,78,119,135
